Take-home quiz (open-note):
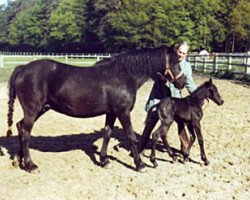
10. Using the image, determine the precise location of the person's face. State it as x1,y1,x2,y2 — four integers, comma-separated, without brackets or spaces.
177,45,189,62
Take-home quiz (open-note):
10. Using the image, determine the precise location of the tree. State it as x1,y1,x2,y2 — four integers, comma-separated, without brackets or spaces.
227,0,250,52
48,0,87,52
91,0,195,52
7,0,59,51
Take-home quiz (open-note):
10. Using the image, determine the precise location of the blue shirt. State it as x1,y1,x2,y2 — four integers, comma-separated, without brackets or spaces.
145,59,197,112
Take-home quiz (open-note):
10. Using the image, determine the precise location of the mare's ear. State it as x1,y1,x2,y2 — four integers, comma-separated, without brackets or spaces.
166,44,176,54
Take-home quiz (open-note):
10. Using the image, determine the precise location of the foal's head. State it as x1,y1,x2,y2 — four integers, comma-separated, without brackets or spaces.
205,79,224,105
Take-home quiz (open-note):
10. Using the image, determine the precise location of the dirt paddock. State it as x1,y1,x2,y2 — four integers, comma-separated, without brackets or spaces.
0,74,249,200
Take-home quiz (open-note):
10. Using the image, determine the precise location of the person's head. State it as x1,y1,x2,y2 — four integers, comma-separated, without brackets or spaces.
176,42,189,62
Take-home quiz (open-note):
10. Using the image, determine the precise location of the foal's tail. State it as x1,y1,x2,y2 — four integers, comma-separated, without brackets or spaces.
7,65,24,137
139,104,159,153
144,104,158,125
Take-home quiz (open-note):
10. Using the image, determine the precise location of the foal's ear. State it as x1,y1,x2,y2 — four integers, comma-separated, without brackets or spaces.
209,78,213,84
205,78,213,87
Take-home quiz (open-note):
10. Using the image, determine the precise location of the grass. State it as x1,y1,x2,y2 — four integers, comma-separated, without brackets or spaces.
0,57,97,82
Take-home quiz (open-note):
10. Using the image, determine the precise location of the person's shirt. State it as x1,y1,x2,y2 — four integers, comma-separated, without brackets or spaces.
145,59,197,112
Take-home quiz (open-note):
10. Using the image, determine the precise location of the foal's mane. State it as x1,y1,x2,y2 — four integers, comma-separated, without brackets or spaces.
95,46,169,75
189,80,213,103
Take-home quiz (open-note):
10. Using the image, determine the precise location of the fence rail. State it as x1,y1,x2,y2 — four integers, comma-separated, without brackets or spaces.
1,52,250,79
186,52,250,77
0,52,112,68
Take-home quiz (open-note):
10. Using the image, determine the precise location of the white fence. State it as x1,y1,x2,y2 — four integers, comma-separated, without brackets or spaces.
0,52,112,68
1,51,250,78
187,52,250,76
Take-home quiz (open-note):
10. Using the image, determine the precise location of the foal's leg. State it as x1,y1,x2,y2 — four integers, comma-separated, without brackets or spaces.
177,123,190,155
117,112,146,172
182,123,196,163
100,113,116,167
138,111,159,153
193,122,210,165
150,122,172,168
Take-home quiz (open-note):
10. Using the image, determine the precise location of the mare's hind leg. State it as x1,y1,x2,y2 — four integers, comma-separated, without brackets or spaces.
117,112,146,172
100,113,116,168
15,105,49,172
16,115,38,172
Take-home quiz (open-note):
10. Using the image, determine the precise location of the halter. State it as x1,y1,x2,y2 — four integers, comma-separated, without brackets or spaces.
164,55,184,82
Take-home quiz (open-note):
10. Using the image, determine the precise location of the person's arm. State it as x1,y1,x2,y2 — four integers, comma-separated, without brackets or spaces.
185,62,197,93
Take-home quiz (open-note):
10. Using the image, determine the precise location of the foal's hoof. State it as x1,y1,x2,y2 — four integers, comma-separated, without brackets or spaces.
153,162,158,168
136,163,147,173
182,157,189,164
101,160,111,169
25,163,39,173
204,160,210,166
12,154,22,167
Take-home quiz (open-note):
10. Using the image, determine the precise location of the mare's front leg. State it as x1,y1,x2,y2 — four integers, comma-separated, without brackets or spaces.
194,122,210,165
117,112,146,172
100,114,116,168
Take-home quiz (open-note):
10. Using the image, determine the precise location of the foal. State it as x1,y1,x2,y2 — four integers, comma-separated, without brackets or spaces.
147,79,224,167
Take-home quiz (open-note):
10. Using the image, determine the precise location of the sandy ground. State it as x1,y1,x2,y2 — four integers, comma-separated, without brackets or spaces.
0,74,249,200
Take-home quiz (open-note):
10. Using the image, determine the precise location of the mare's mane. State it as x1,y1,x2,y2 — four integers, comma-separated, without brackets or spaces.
95,46,169,75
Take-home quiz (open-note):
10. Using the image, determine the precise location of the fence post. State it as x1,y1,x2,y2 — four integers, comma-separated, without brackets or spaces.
0,54,3,68
246,51,250,74
65,54,68,63
203,55,207,73
193,55,197,71
213,53,218,72
227,54,232,71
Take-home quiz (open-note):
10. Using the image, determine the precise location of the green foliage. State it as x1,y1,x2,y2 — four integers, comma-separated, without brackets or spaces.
0,0,249,52
49,0,86,44
8,2,45,48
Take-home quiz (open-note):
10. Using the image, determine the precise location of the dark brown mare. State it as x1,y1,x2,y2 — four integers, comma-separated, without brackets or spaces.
6,46,186,172
146,79,224,167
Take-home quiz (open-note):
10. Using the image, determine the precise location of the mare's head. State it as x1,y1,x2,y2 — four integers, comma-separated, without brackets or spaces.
163,46,186,89
204,79,224,105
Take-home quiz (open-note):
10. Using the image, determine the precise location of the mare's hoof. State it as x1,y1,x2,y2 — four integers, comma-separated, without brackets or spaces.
137,163,147,173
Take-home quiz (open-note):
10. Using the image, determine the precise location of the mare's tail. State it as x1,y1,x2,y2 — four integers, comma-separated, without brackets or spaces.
7,65,24,137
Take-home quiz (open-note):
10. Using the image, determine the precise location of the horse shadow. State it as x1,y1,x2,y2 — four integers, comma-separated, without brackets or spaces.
0,126,142,170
